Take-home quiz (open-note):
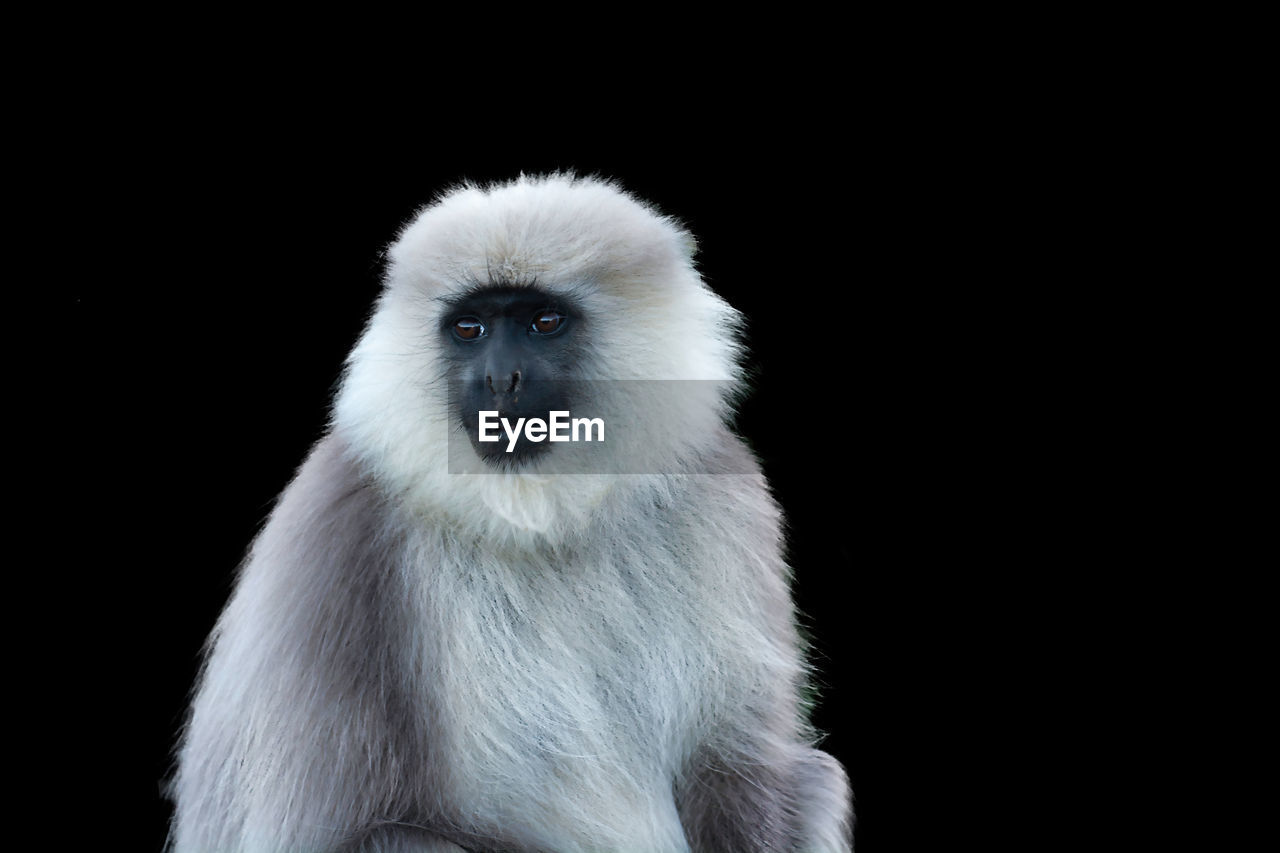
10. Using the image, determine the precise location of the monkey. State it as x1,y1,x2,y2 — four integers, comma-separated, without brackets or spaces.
167,174,852,852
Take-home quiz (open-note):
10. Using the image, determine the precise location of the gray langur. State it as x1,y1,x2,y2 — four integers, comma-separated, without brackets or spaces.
167,174,852,852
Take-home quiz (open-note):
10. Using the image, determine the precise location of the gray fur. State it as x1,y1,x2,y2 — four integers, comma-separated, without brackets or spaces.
168,176,852,851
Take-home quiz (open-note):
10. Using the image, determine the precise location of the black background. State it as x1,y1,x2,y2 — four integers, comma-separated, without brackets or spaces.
62,106,991,850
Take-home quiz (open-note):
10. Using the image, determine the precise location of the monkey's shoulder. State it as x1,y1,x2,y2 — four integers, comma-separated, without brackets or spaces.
677,432,780,516
255,432,401,553
631,435,786,568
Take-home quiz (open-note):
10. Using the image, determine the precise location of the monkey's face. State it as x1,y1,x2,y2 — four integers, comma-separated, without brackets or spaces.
334,176,747,535
442,284,584,468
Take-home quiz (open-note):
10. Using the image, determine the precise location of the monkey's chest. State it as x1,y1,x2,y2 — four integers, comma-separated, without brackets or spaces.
424,567,706,847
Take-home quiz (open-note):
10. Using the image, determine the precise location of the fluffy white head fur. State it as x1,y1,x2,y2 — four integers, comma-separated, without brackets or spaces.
333,174,745,545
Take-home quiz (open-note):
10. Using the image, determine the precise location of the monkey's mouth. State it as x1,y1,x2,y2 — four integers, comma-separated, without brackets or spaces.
463,409,556,468
472,436,554,467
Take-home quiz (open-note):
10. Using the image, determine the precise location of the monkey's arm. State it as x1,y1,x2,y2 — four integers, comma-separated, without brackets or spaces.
169,435,451,852
674,657,852,852
672,447,853,852
341,826,471,853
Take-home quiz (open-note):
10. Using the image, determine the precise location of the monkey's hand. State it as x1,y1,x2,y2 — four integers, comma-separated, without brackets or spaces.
344,826,472,853
678,745,852,852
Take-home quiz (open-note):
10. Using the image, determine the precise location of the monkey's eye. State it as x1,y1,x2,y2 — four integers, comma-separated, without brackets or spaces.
531,311,567,335
453,318,486,340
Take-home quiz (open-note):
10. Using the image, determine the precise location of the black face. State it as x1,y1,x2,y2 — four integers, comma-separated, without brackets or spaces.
442,285,582,467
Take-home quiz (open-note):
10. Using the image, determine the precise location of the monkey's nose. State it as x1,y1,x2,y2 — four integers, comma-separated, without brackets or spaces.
486,370,521,395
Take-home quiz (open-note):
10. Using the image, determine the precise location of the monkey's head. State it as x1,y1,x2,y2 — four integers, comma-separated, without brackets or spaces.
333,174,745,543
